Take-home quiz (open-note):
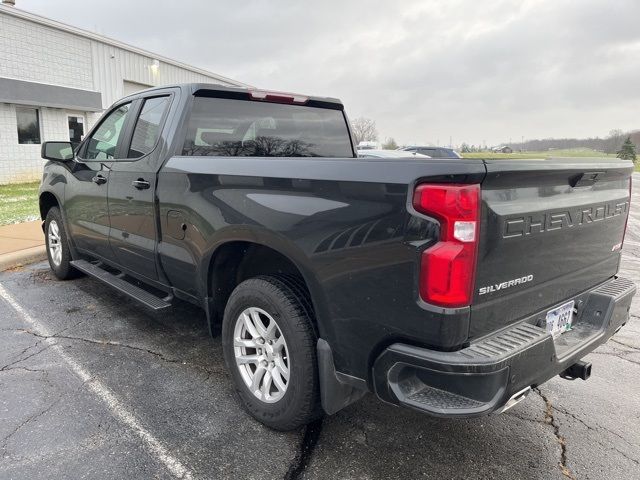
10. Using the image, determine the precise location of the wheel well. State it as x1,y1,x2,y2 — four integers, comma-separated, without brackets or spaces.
208,241,315,330
39,192,59,220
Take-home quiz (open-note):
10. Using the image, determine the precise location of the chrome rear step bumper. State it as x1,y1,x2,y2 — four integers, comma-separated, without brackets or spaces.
372,277,635,417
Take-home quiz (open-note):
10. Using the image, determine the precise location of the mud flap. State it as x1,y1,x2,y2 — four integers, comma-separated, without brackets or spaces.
317,339,367,415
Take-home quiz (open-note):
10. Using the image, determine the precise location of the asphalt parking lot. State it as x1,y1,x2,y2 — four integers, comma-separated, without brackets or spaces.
1,173,639,480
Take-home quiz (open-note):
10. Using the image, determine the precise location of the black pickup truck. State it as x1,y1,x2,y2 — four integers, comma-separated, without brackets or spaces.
39,83,636,430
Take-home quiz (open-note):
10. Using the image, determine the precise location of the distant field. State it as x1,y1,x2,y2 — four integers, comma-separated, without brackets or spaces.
461,148,618,159
0,182,39,226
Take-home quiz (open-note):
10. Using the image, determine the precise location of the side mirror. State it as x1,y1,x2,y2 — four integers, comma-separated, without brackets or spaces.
41,141,74,162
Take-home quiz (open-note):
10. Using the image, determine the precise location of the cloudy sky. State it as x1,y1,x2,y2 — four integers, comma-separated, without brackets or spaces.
20,0,640,146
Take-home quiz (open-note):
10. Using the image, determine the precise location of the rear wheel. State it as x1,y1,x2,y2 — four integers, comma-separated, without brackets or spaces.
45,207,79,280
222,276,321,430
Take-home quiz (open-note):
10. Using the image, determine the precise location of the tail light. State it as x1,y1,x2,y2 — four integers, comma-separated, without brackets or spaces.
622,177,632,247
413,184,481,308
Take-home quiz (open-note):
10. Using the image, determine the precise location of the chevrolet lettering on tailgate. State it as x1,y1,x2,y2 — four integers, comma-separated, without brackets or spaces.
503,201,629,239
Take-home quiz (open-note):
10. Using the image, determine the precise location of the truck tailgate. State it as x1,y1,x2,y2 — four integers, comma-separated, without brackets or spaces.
470,158,633,339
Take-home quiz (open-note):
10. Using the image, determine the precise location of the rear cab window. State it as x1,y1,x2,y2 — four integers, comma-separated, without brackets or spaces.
182,96,354,158
128,96,171,158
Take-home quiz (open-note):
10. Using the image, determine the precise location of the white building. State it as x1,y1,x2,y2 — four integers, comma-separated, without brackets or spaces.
0,1,246,184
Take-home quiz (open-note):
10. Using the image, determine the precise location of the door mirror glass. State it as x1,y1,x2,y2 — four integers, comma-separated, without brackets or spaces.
41,141,74,162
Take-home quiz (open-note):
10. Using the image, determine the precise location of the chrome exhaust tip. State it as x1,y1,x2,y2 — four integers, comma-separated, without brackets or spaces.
494,386,532,414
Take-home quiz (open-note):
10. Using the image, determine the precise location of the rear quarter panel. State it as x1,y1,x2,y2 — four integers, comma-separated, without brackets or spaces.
157,156,486,381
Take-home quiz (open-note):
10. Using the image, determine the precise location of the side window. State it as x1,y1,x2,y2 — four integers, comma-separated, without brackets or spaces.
83,103,131,160
128,96,171,158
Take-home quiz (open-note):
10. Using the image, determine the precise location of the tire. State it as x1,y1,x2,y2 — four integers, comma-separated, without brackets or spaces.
222,276,322,430
44,207,79,280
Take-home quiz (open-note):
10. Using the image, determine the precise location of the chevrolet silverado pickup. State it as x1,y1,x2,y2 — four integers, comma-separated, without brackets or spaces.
39,83,636,430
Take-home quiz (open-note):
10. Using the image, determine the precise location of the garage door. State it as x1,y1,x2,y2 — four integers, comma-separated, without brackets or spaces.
123,80,153,96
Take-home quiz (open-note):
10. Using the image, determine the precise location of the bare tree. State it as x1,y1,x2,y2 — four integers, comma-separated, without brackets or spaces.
350,117,378,145
382,137,398,150
605,129,625,154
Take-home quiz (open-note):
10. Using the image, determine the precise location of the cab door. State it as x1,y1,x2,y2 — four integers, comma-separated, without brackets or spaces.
65,102,134,260
107,94,173,281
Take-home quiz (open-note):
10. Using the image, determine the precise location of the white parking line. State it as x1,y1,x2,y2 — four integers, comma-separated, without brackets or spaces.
0,283,194,480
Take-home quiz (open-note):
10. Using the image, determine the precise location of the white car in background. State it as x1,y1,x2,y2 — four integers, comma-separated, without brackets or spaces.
356,141,379,150
357,149,431,159
399,145,462,158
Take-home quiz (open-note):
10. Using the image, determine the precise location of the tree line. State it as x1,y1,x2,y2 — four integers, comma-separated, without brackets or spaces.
351,116,637,162
503,129,640,155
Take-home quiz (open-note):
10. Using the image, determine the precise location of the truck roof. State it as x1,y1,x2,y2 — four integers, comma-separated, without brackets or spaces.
121,82,344,108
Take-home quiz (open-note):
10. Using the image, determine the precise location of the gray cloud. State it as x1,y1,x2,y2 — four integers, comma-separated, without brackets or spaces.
21,0,640,145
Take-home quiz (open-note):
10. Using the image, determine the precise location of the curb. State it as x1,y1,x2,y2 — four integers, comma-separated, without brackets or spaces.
0,245,47,272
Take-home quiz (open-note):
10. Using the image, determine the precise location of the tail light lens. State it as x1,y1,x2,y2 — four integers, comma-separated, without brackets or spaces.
413,184,481,308
622,177,632,247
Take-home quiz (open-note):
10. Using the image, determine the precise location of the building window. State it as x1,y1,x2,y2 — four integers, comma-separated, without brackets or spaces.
16,107,41,144
68,116,85,147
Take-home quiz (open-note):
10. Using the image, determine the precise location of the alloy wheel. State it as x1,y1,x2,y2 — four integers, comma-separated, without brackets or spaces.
233,307,290,403
48,220,62,267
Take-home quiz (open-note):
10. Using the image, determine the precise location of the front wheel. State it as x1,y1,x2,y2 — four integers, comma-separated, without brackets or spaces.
44,207,79,280
222,276,321,430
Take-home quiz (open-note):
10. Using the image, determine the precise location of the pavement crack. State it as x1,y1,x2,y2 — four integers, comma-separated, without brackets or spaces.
610,338,640,351
0,339,41,367
284,418,323,480
0,392,65,460
0,365,46,374
504,410,546,425
0,343,50,372
17,329,225,378
534,388,575,480
20,329,183,361
551,405,640,464
615,356,640,366
591,350,640,366
53,318,88,337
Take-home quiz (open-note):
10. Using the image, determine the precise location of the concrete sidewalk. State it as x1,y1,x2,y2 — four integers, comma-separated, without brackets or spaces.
0,220,46,271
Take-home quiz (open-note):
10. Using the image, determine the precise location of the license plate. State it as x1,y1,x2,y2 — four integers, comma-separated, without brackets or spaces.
545,300,574,337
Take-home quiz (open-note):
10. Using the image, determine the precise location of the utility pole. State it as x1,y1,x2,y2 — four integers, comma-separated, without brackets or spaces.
449,136,452,149
521,136,525,152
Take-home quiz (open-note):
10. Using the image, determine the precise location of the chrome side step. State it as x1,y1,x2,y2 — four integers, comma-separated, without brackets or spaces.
71,259,171,311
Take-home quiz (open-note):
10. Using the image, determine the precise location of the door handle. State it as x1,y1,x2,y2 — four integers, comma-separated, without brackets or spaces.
92,174,107,185
132,179,151,190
